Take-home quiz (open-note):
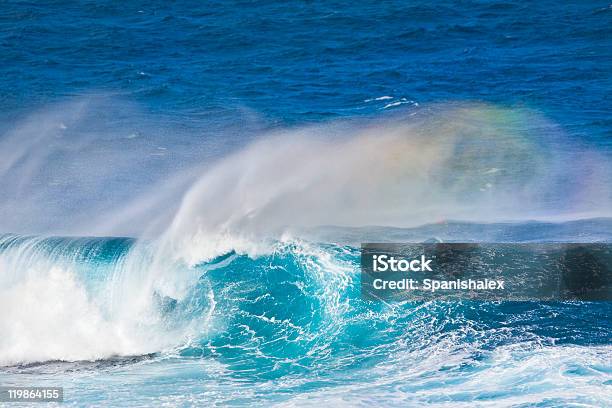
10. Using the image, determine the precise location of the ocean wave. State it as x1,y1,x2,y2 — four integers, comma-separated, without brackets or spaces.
1,222,610,367
0,100,610,405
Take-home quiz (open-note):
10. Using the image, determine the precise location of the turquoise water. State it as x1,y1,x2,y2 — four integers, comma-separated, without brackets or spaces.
1,0,611,406
1,221,611,406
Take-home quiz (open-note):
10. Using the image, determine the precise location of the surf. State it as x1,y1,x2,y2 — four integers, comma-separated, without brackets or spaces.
0,100,610,379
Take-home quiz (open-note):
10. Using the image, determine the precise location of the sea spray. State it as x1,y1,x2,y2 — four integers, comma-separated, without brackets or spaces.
0,101,610,367
159,103,611,265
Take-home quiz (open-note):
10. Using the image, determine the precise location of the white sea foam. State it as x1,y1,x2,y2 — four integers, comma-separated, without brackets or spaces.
0,237,215,365
364,96,394,102
278,343,612,407
0,265,152,365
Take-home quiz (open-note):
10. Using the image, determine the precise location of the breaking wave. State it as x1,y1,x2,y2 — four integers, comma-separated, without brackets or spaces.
1,100,610,405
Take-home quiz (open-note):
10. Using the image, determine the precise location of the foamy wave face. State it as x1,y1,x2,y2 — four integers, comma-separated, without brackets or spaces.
0,265,148,365
0,235,354,366
0,235,215,366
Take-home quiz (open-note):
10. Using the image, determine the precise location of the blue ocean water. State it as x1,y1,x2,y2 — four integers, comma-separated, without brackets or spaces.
0,1,611,406
1,1,610,134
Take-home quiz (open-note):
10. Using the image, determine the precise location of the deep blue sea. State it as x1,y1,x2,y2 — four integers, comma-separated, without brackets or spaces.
0,1,611,406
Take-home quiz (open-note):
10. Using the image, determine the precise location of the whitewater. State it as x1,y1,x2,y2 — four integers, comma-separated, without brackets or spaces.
0,100,610,405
